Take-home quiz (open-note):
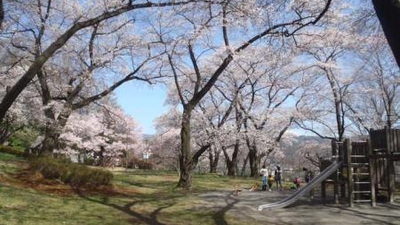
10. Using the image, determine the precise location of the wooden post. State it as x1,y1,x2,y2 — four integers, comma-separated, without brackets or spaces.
386,127,395,203
389,155,395,203
310,186,314,200
345,139,354,207
340,141,346,199
333,140,340,204
368,139,376,207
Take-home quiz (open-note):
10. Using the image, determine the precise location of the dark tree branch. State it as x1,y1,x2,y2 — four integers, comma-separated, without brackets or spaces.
372,0,400,67
0,0,3,30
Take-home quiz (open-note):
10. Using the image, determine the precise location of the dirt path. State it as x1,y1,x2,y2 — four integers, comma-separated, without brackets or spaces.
198,190,400,225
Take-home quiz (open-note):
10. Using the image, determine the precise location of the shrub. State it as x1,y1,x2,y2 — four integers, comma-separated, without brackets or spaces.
83,157,95,165
86,169,113,186
29,157,113,187
8,127,40,150
29,157,68,179
67,168,113,187
0,145,29,158
136,159,153,170
68,168,89,187
126,156,153,169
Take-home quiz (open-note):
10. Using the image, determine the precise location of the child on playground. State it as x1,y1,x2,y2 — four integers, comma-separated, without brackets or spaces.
303,167,314,183
267,174,274,191
274,165,283,191
305,170,313,183
259,165,269,191
294,176,301,189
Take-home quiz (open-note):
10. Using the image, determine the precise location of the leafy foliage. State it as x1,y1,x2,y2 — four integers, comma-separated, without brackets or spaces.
134,158,153,170
7,127,41,151
0,145,29,158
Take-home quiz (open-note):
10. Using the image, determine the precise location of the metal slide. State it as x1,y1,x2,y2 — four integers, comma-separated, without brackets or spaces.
258,160,343,211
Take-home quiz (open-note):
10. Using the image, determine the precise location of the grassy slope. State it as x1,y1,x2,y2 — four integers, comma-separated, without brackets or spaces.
0,153,260,225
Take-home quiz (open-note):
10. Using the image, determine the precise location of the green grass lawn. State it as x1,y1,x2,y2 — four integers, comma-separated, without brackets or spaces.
0,153,261,225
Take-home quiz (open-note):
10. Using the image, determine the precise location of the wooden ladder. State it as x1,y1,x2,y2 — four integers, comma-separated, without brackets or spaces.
350,154,372,205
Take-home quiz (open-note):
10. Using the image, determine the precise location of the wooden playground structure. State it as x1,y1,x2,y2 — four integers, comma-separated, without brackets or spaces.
321,128,400,207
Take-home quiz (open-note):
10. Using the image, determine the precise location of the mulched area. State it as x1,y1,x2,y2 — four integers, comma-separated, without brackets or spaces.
0,169,138,197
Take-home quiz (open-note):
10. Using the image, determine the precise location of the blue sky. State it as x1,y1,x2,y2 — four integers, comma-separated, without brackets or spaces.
115,82,168,134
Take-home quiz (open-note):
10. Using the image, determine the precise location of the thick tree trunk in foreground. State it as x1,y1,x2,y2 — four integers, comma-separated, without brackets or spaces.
248,144,259,178
177,108,195,189
0,0,3,30
209,148,220,173
177,106,211,189
223,142,240,176
372,0,400,67
40,106,73,155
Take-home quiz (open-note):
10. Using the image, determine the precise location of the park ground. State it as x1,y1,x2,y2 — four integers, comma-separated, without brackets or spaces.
199,189,400,225
1,154,400,225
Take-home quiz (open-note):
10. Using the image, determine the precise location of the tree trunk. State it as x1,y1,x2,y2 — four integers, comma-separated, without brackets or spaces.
223,151,233,175
209,147,219,173
372,0,400,68
248,145,259,177
325,70,344,141
223,141,240,176
0,116,16,144
177,107,194,189
40,104,73,155
177,162,193,189
40,131,59,156
240,153,249,177
0,0,3,30
245,136,260,177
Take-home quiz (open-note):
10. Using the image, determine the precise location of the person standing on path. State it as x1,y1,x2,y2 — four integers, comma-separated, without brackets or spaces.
304,168,314,199
259,165,269,191
274,165,282,191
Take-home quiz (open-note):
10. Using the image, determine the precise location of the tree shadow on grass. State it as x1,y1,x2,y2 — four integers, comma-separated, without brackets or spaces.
74,189,177,225
212,197,239,225
199,192,239,225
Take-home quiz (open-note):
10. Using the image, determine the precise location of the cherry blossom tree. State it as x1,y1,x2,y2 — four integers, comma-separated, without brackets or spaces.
228,45,307,177
0,63,43,145
348,36,400,132
210,73,252,176
161,79,245,175
2,0,338,189
0,0,211,125
294,3,363,142
150,108,182,172
194,86,237,173
221,107,246,176
295,138,331,170
152,0,333,189
150,1,331,189
1,1,202,156
58,103,141,167
34,17,160,155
